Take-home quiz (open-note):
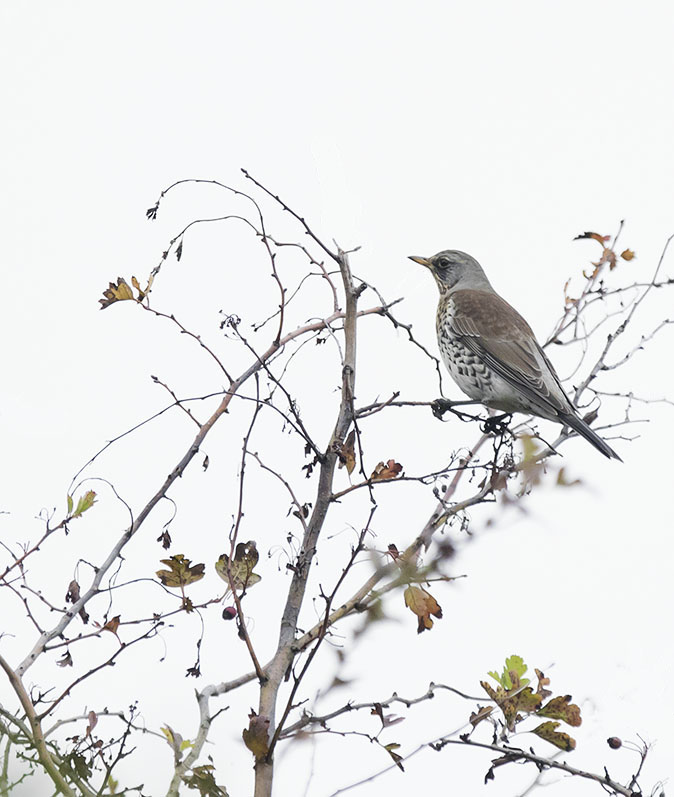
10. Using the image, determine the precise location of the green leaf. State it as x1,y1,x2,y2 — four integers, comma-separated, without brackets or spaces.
489,654,529,689
215,541,261,591
71,490,97,518
67,494,73,515
157,555,205,588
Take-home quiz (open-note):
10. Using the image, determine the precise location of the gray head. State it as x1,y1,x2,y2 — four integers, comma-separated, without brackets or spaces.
409,250,493,295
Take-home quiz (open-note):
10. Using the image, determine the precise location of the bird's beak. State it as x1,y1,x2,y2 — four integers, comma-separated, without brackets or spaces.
408,255,432,269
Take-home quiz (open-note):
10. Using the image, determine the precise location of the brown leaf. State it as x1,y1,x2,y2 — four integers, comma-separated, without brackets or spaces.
469,705,494,728
535,668,552,700
387,544,401,560
103,615,121,636
370,459,403,482
620,248,635,261
56,651,73,667
86,711,98,737
532,720,576,751
573,231,610,244
65,580,81,603
537,694,582,727
242,710,270,761
338,430,356,475
480,680,541,730
404,585,442,633
157,554,205,588
99,277,136,309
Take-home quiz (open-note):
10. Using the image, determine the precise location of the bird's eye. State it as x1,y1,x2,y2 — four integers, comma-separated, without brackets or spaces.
437,257,449,269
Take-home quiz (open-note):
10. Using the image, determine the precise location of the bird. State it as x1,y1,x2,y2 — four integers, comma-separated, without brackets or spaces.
409,249,622,460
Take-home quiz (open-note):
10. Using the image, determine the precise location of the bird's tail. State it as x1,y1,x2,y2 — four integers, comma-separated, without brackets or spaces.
560,413,623,461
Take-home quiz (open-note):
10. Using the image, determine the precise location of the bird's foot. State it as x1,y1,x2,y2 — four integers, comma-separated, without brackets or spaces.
431,398,482,422
431,398,457,419
481,413,513,435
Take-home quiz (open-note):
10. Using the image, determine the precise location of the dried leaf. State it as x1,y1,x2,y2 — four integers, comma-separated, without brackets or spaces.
182,764,228,797
157,554,205,588
620,248,635,261
242,711,270,761
338,430,356,475
99,277,136,309
103,615,121,636
573,231,610,244
215,541,261,592
65,580,81,603
531,720,576,751
387,544,401,560
86,711,98,737
56,651,73,667
535,668,552,700
537,694,582,727
469,705,494,728
403,585,442,633
157,529,172,549
384,742,405,771
370,459,403,481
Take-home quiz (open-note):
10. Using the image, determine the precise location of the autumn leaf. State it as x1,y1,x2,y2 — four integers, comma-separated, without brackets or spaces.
102,615,121,636
573,231,610,244
182,764,228,797
338,430,357,475
535,668,552,700
370,459,403,481
215,541,261,592
620,248,635,261
242,710,270,761
86,711,98,737
371,703,404,728
65,580,81,603
469,705,494,728
537,694,582,727
403,585,442,633
481,680,542,730
384,742,405,771
99,277,136,309
532,720,576,751
56,651,73,667
157,554,205,589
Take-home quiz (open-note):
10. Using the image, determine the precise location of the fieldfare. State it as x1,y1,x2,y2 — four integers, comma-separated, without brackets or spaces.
410,250,621,460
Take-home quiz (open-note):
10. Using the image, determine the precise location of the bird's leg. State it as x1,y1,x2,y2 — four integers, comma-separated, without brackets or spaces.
431,398,482,422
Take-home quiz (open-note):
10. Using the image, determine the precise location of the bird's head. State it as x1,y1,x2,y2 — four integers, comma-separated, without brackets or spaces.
409,250,493,295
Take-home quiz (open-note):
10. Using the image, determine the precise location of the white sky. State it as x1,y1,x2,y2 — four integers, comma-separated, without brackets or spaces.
1,2,673,796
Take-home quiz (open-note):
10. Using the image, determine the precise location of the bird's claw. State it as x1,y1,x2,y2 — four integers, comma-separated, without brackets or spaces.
481,413,512,435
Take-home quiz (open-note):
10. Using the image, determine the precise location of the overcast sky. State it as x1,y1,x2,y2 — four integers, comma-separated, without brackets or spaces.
2,3,673,796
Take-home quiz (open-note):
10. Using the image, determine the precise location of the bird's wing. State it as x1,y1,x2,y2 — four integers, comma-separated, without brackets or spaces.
448,290,571,416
